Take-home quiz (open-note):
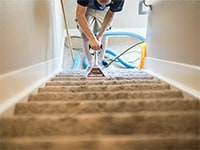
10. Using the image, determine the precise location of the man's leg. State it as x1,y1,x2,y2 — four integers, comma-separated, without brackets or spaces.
99,36,107,59
82,37,93,67
76,8,96,69
100,36,109,66
94,8,112,66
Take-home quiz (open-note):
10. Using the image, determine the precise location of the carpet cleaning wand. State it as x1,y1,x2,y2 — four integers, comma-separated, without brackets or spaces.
87,45,106,78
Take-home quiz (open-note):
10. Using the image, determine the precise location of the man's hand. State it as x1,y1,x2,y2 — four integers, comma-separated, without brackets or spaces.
96,34,102,42
89,38,102,50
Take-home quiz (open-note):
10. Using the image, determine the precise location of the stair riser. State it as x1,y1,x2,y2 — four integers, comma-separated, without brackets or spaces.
38,84,170,93
1,113,199,137
1,138,199,150
28,91,183,101
51,76,154,81
14,99,199,115
46,79,161,86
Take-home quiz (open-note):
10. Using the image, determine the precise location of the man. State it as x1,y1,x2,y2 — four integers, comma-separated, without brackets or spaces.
76,0,125,68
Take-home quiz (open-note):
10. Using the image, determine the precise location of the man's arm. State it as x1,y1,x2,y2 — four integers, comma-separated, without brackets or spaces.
76,4,101,50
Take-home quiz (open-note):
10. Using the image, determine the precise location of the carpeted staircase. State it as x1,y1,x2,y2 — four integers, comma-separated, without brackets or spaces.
0,69,199,150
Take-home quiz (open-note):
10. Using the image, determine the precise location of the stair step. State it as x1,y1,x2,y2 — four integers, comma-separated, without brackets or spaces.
55,71,153,79
28,90,183,101
1,69,199,150
51,75,154,81
46,79,162,86
15,98,199,115
1,135,199,150
39,83,170,93
1,111,199,138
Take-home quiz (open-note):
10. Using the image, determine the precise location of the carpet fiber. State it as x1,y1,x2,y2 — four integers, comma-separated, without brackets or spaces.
0,69,199,150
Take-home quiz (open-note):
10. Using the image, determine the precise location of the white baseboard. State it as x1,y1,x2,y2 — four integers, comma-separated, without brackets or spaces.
0,29,66,116
145,57,200,99
0,58,62,115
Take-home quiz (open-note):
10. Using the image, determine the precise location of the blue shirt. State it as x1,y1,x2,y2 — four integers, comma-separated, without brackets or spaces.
77,0,125,12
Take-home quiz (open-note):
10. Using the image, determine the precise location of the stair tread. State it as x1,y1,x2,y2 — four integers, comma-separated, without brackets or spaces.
14,98,199,115
30,89,181,94
2,111,199,118
1,111,198,137
28,90,183,101
50,76,155,81
1,135,199,150
38,83,170,92
53,71,154,79
1,134,199,141
46,79,162,86
17,97,199,103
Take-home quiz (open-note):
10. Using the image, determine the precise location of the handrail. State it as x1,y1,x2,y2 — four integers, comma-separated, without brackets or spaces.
138,0,152,15
142,0,152,11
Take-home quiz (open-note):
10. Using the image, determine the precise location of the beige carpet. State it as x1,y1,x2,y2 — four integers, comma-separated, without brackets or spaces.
0,69,199,150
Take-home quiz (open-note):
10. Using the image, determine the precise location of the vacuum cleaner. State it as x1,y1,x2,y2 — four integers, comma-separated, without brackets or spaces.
86,46,106,78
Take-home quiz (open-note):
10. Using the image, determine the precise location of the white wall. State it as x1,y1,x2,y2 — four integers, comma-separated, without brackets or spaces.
145,0,200,98
147,0,199,65
65,0,147,29
0,0,64,74
199,7,200,65
0,0,65,115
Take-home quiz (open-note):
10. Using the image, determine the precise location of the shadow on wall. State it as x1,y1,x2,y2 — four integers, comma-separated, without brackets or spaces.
33,0,50,28
33,0,53,60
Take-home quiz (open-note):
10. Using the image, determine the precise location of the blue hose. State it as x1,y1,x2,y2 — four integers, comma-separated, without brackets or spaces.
103,30,145,42
105,49,137,69
83,49,138,69
83,57,88,69
83,30,146,69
